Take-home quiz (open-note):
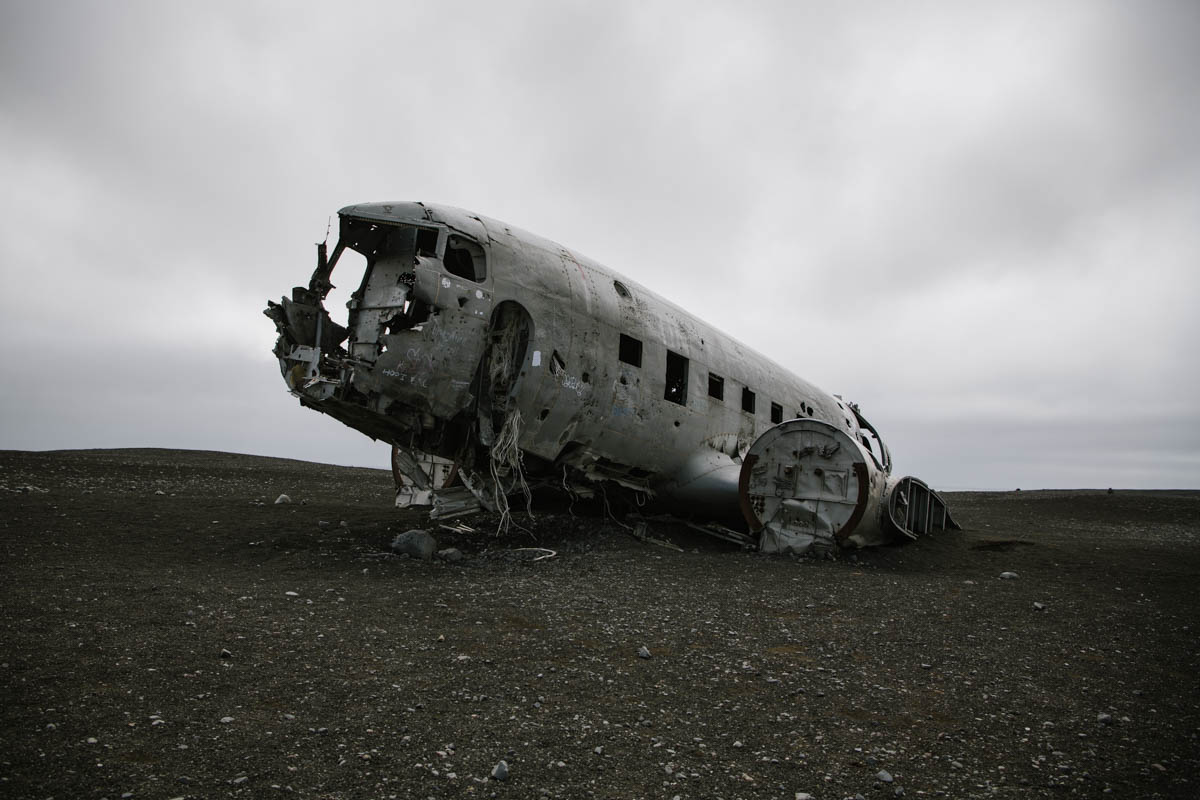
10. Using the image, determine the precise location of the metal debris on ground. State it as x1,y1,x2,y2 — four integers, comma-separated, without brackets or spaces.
513,547,556,562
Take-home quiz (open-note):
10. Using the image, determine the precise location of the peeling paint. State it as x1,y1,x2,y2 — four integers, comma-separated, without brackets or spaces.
265,202,957,554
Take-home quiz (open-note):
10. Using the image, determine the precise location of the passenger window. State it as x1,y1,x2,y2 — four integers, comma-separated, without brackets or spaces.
664,350,688,405
708,373,724,400
443,235,486,282
770,402,783,424
742,387,756,414
619,334,643,367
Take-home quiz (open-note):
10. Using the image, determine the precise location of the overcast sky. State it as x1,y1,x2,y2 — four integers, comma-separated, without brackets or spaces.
2,0,1197,489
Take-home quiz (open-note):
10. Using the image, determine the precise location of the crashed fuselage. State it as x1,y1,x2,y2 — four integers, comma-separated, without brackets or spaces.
265,202,955,554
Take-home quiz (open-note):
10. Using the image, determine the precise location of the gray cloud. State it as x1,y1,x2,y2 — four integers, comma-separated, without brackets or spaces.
2,0,1197,489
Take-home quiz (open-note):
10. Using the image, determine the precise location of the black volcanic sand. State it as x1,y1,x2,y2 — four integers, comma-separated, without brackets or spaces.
2,449,1198,799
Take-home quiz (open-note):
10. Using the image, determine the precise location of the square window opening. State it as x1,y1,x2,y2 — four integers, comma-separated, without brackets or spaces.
708,373,725,400
442,235,486,282
664,350,689,406
770,402,783,424
619,334,643,367
742,387,756,414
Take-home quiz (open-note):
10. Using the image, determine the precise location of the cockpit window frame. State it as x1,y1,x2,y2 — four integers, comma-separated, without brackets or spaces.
442,233,487,283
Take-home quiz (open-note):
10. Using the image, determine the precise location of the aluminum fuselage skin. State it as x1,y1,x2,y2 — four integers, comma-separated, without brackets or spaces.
267,201,922,546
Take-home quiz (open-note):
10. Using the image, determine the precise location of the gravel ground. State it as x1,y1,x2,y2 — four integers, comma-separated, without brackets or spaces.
2,448,1198,799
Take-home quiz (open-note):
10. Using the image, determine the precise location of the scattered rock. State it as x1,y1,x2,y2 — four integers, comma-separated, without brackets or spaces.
154,489,165,495
285,591,299,597
1097,712,1113,725
274,494,292,504
877,769,894,783
339,520,349,529
219,648,233,660
391,529,437,561
637,646,651,659
220,716,234,724
317,520,332,530
491,760,509,781
999,571,1019,580
438,547,464,562
1033,602,1045,611
231,775,248,784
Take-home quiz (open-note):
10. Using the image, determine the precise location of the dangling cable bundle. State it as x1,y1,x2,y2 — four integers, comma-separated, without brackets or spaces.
489,406,532,534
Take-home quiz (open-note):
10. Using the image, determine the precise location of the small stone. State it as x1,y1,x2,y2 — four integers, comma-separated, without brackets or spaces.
154,489,165,495
999,571,1019,580
1097,712,1113,725
86,737,98,744
491,760,509,780
796,793,814,800
733,740,743,748
274,494,292,504
339,520,349,528
317,520,332,530
285,591,299,597
951,760,963,769
1033,602,1046,611
231,775,248,784
438,548,464,562
219,648,233,660
391,529,438,561
220,716,234,724
1151,763,1166,772
594,746,603,755
637,646,651,659
877,769,894,783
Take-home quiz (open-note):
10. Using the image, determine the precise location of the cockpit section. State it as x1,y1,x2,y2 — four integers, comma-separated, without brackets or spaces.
264,208,496,455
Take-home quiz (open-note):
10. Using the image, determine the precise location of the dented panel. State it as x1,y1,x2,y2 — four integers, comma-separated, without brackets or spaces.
265,202,957,553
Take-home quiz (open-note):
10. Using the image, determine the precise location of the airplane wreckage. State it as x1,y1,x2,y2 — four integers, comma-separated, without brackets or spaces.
265,202,957,556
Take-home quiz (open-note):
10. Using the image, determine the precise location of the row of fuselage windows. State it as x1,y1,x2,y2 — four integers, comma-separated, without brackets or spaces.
618,333,801,423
